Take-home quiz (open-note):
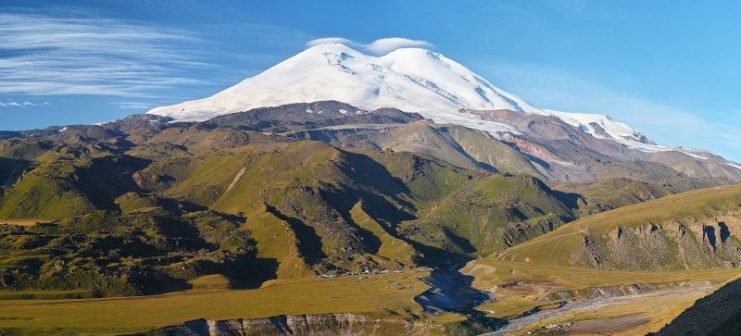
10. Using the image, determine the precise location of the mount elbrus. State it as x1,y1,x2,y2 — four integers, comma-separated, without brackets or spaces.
149,42,741,183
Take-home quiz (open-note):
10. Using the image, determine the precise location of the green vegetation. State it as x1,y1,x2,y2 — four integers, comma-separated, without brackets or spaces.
558,177,678,215
0,288,93,300
0,160,96,219
465,260,740,293
0,271,429,335
351,202,418,266
243,208,313,279
1,116,736,297
0,112,738,335
401,174,578,256
493,184,741,270
459,185,741,334
1,123,549,294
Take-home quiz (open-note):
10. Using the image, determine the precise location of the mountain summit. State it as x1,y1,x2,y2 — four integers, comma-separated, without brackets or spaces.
149,43,538,119
149,41,720,156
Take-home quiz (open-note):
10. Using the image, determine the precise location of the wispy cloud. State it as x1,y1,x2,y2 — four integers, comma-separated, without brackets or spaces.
307,37,434,55
479,62,741,161
0,13,210,97
0,98,51,108
116,101,152,110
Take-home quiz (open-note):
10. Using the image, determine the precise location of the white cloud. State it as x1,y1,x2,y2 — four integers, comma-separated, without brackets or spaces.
306,37,434,55
116,102,152,110
306,37,356,47
0,99,50,108
366,38,434,54
0,13,210,97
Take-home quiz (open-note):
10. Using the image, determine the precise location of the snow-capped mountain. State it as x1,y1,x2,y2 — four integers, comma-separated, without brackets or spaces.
146,41,741,181
150,43,536,115
146,42,689,155
150,43,538,136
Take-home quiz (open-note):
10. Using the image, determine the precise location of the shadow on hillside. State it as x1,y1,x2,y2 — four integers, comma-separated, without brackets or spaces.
338,151,415,210
264,203,327,264
225,257,278,289
0,157,32,186
652,278,741,336
551,188,582,212
75,155,152,210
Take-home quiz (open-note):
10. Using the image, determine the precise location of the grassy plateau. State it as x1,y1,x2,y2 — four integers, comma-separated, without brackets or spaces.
0,271,429,335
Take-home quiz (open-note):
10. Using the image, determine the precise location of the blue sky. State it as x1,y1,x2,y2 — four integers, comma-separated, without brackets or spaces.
2,1,740,161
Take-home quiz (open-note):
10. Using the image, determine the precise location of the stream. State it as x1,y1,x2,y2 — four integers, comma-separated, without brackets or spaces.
414,264,506,331
414,264,713,336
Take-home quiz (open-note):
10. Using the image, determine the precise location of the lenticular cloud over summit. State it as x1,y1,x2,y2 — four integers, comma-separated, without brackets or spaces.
306,37,434,55
365,38,434,54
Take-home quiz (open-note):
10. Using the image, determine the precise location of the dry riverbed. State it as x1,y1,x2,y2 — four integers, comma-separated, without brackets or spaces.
482,285,712,336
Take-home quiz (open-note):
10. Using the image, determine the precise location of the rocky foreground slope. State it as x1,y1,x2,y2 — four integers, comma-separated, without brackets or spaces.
655,278,741,336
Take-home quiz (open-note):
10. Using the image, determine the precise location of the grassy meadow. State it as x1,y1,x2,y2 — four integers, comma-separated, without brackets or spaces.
0,271,429,335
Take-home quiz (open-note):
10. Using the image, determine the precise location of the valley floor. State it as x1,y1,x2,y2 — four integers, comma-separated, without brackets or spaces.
0,261,737,335
0,271,429,335
486,285,711,336
464,260,740,335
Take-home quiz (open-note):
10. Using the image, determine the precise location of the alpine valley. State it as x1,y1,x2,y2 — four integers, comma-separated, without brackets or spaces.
0,42,739,335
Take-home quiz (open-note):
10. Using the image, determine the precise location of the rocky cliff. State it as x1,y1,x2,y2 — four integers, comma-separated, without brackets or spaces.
148,314,443,336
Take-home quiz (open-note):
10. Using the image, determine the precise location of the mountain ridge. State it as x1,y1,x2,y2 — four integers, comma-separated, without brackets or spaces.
146,42,741,174
146,43,648,147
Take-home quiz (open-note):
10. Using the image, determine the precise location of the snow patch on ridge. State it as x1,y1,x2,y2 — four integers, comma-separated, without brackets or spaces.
675,148,741,169
542,109,667,153
725,162,741,170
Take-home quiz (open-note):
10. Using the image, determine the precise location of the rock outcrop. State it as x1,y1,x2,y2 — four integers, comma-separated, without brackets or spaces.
570,213,741,271
150,314,441,336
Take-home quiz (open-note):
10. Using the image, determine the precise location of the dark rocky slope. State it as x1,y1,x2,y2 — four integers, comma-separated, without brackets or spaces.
654,278,741,336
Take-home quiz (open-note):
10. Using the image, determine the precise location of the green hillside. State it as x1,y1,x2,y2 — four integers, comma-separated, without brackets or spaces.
0,112,735,303
495,184,741,270
0,121,582,296
402,174,579,257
